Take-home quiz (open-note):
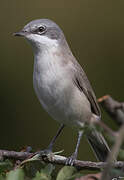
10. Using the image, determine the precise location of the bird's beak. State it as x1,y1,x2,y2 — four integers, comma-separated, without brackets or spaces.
13,30,26,37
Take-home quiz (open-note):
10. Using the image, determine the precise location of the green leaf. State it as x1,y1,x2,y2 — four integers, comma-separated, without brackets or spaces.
6,168,24,180
23,160,45,178
0,160,13,174
110,168,124,179
0,174,5,180
67,173,83,180
32,171,41,180
32,171,50,180
32,164,55,180
56,166,77,180
41,164,55,175
118,149,124,160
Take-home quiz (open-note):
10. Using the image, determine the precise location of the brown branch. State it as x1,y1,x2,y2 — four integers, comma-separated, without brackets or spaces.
0,149,33,160
98,95,124,180
101,124,124,180
98,95,124,125
0,149,124,170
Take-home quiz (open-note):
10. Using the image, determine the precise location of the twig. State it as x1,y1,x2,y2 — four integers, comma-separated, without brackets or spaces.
98,95,124,180
98,95,124,125
0,149,124,170
101,125,124,180
0,150,33,160
94,119,117,137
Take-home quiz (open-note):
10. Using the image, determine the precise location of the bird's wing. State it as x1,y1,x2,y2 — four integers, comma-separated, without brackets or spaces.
71,60,101,117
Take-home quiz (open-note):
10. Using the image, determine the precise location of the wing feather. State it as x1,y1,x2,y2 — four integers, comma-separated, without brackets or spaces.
71,60,101,117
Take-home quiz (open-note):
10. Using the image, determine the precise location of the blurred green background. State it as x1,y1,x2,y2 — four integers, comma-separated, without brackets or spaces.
0,0,124,161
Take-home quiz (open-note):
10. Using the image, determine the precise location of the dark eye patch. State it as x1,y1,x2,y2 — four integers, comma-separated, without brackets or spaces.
32,25,46,35
38,26,46,33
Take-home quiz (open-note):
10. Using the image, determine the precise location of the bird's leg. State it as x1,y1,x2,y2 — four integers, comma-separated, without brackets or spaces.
47,124,65,151
39,124,65,156
66,130,83,166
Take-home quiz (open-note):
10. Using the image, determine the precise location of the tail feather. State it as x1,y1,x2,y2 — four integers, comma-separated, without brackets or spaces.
86,130,110,162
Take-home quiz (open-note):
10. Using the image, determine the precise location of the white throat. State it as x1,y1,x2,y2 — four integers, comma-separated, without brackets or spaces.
27,34,59,55
32,35,61,74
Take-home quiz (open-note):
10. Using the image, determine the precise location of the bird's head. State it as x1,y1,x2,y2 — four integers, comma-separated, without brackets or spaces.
14,19,65,52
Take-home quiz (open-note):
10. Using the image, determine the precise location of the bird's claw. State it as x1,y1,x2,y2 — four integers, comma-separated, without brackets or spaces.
38,149,52,158
65,153,77,166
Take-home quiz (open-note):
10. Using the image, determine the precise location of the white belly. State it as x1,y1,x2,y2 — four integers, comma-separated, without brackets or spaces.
33,53,92,129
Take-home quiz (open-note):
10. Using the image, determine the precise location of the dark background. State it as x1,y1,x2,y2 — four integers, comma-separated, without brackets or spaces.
0,0,124,161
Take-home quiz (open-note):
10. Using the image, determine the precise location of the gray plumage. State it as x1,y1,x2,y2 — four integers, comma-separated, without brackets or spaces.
14,19,110,163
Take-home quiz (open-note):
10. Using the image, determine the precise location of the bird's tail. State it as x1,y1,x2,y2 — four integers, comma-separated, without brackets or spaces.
86,130,110,162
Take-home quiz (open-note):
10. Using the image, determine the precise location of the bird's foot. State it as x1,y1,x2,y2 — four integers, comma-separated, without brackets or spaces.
65,153,77,166
37,148,64,159
33,148,55,162
20,148,64,167
37,148,52,157
20,148,53,166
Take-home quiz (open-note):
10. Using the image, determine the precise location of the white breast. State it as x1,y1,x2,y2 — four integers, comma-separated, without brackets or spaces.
33,41,92,129
33,43,72,113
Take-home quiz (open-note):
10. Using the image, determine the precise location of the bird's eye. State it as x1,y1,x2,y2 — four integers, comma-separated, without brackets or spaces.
38,26,46,34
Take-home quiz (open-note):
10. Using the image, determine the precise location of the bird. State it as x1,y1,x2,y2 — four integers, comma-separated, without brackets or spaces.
14,19,110,165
